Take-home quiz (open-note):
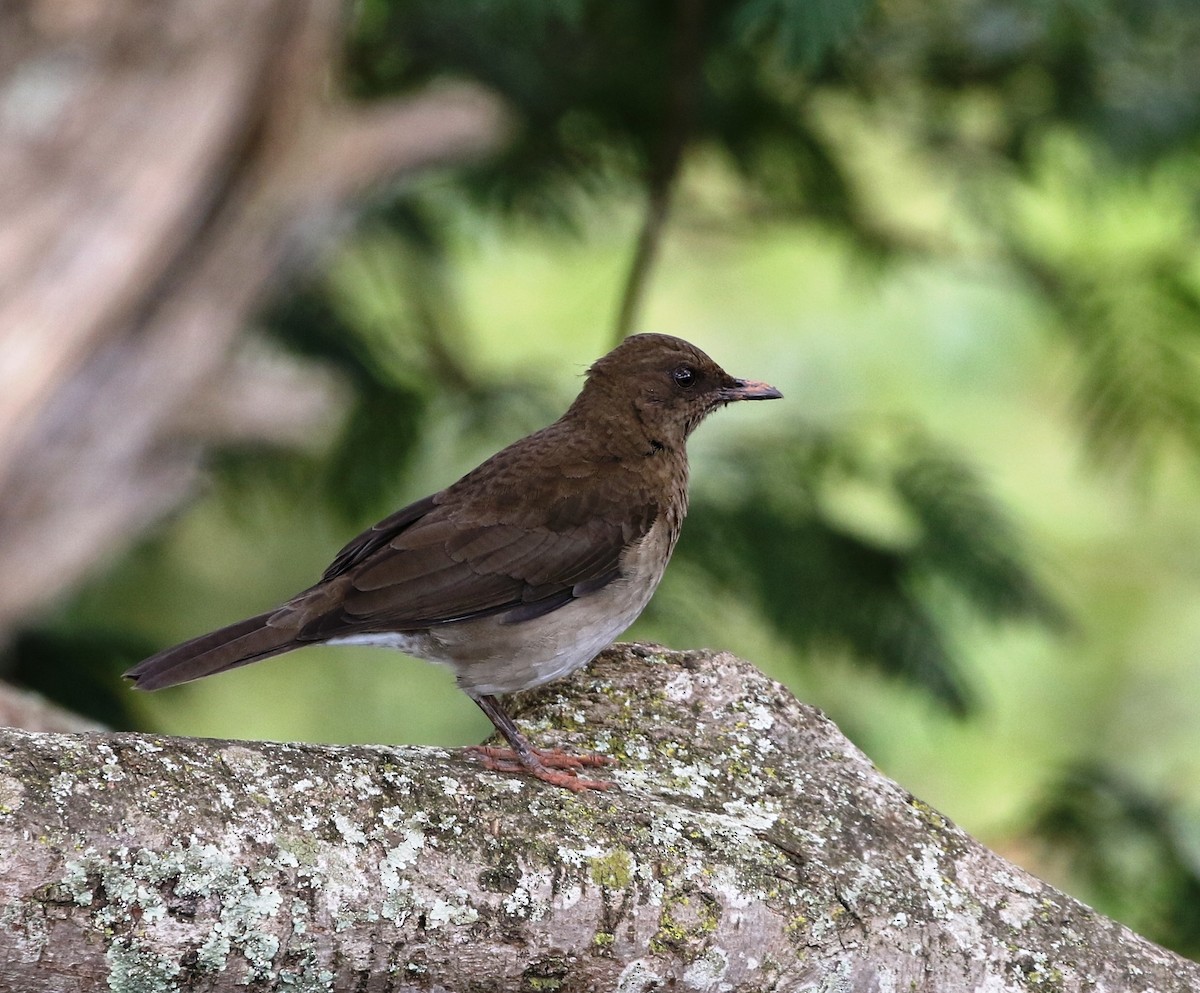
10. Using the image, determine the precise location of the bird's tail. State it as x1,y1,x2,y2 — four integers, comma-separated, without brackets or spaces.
124,611,299,691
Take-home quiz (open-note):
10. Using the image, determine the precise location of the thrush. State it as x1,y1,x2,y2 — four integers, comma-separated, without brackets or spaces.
126,333,782,791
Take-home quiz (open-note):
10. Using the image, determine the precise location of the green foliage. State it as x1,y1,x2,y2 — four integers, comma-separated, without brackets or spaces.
346,0,877,228
258,228,565,524
734,0,873,69
1,626,154,728
845,0,1200,466
1033,763,1200,959
999,138,1200,469
253,282,428,523
341,0,1200,470
892,444,1065,629
677,427,1061,714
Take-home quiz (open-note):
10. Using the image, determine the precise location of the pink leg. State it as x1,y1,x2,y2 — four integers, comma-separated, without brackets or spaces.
468,695,615,792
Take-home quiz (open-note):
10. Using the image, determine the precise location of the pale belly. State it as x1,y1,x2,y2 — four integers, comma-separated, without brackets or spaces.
326,519,673,697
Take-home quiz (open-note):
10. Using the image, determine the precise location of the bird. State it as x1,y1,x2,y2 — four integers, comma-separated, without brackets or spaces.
125,333,782,791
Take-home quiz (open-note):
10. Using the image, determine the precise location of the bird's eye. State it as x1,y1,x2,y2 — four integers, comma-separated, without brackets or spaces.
672,366,697,389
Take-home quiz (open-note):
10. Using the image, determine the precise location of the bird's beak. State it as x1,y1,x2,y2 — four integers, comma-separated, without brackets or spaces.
723,378,783,402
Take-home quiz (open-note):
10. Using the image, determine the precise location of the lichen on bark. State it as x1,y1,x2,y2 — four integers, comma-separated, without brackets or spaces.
0,643,1196,992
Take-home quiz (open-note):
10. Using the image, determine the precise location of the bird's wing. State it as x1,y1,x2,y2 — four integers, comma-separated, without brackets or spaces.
321,494,440,580
298,470,661,639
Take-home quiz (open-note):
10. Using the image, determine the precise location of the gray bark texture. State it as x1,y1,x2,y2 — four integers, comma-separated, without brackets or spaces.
0,643,1195,992
0,0,504,634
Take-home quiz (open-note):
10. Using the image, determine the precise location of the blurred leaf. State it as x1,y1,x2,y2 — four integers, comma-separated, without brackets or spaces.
684,487,977,710
1,626,154,729
259,280,382,382
259,241,452,523
1001,138,1200,470
324,386,427,523
679,425,1062,713
734,0,874,69
1070,290,1200,469
344,0,888,232
893,440,1067,628
1033,763,1200,958
861,0,1200,164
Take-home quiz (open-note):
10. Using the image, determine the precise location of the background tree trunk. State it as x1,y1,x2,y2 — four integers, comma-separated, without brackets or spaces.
0,0,504,635
0,643,1193,991
0,684,104,733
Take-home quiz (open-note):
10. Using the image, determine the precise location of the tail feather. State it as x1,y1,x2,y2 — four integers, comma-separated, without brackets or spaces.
124,611,299,691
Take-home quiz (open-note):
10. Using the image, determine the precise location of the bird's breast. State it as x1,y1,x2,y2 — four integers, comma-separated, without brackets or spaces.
422,516,677,697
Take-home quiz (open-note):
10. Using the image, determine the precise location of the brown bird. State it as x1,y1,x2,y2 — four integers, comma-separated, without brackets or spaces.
126,333,782,791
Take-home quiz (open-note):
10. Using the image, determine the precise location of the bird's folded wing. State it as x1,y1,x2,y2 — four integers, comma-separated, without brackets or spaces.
299,498,658,638
321,494,440,580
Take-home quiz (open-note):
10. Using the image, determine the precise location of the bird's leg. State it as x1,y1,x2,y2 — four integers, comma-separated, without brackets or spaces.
467,694,613,792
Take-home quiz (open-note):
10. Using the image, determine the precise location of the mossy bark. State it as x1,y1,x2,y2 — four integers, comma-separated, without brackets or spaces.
0,643,1194,991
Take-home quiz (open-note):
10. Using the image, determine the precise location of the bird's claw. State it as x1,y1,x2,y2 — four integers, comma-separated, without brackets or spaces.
467,745,613,791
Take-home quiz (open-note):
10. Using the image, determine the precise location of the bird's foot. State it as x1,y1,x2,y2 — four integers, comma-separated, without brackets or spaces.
467,745,614,792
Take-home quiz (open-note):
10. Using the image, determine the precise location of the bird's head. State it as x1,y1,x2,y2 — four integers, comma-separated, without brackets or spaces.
575,333,782,450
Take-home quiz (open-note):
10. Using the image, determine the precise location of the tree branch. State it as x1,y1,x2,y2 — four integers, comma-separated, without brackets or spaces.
0,644,1193,991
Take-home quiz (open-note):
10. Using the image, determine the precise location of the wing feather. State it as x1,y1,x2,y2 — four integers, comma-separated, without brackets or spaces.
299,448,664,639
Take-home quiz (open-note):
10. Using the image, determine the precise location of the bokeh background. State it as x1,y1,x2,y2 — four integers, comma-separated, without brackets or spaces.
5,0,1200,959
